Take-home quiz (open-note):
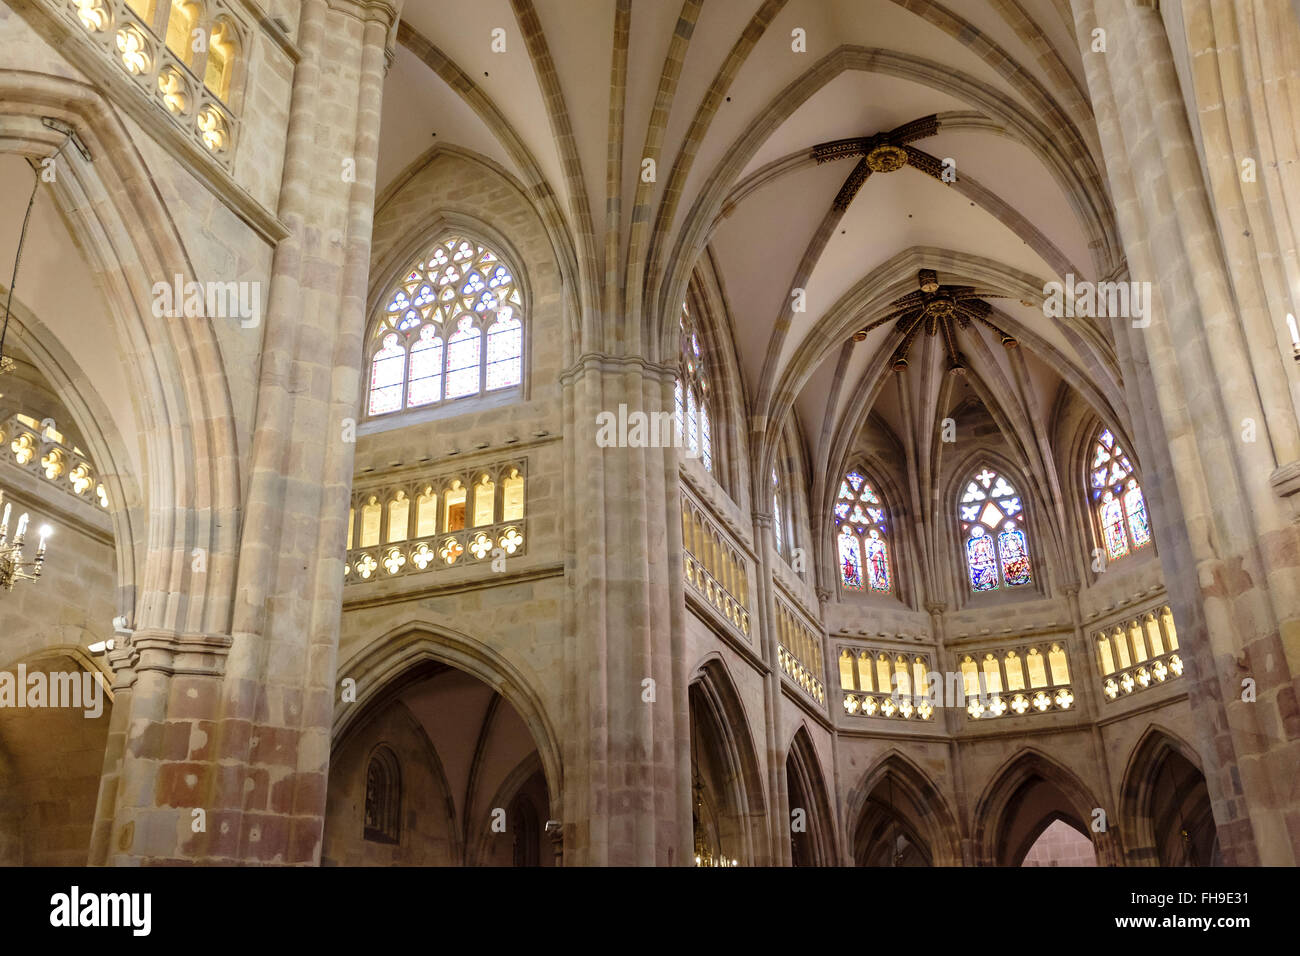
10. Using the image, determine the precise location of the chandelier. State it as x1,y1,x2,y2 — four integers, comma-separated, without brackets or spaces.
0,490,51,591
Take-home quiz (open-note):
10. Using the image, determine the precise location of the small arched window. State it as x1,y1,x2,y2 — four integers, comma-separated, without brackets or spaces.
833,469,892,593
203,16,239,102
675,302,712,472
367,235,523,417
1088,426,1151,561
958,465,1032,592
363,746,401,844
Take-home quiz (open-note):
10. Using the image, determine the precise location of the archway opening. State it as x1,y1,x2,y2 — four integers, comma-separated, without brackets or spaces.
1021,817,1097,867
0,653,111,865
324,660,554,866
688,680,756,867
994,772,1096,867
852,763,944,867
854,795,932,866
787,751,813,866
1149,749,1218,866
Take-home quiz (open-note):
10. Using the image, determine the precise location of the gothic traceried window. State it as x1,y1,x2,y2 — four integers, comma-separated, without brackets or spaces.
675,302,712,472
363,746,401,844
959,465,1032,592
366,235,523,417
834,469,892,593
1089,426,1151,561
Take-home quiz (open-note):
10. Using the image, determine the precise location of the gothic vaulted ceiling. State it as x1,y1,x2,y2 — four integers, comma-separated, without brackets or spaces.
380,0,1125,489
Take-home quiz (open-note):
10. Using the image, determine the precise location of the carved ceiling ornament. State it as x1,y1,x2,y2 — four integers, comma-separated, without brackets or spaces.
852,270,1018,375
811,114,946,211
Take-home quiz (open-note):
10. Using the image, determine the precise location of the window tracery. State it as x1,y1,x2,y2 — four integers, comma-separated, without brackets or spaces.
367,235,523,417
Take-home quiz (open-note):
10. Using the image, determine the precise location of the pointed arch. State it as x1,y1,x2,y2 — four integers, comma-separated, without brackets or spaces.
846,750,961,866
972,748,1119,866
784,725,837,866
0,73,242,638
1119,726,1219,866
688,655,768,866
332,620,563,817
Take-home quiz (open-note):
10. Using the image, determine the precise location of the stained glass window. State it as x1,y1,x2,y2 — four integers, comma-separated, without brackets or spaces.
364,234,523,416
959,465,1033,591
833,469,893,593
675,303,712,472
1088,427,1151,561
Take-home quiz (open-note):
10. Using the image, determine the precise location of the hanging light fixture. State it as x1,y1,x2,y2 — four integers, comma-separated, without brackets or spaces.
0,490,51,591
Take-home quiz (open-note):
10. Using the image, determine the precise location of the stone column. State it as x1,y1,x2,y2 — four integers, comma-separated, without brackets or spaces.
1071,0,1300,864
90,0,401,864
558,355,687,865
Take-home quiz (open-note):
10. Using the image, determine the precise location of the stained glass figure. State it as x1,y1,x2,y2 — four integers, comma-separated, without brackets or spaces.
864,530,891,592
1100,492,1128,559
838,528,863,591
966,526,999,591
997,524,1032,586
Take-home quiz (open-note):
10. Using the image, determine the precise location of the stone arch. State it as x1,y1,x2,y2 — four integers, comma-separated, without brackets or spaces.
784,725,836,866
973,748,1119,866
367,146,576,394
332,620,563,818
687,655,768,866
846,750,961,866
1119,725,1219,866
753,248,1125,516
0,301,143,620
0,72,242,638
655,46,1121,378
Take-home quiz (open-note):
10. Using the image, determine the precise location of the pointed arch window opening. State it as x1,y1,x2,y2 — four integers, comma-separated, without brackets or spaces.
366,235,523,418
1089,427,1151,561
959,465,1033,592
675,302,713,472
834,469,893,593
